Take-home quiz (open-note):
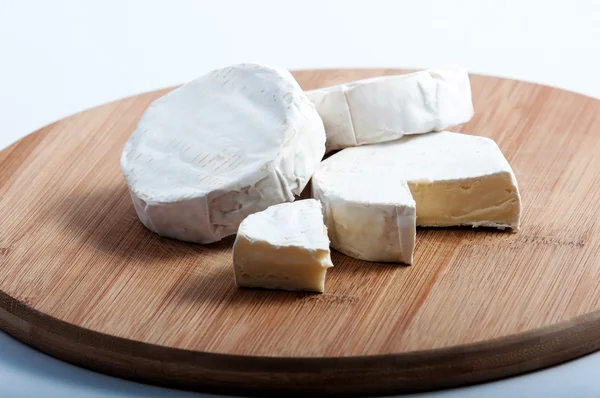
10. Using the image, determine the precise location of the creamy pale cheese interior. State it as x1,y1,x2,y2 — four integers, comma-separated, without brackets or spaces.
233,200,333,293
233,239,331,292
409,172,520,228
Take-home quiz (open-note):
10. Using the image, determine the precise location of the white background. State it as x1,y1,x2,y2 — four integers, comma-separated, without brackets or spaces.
1,0,600,397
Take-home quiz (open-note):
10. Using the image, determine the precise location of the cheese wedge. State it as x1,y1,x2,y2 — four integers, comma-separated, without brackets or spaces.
121,64,326,244
306,66,473,152
316,131,521,234
312,172,416,264
233,199,334,292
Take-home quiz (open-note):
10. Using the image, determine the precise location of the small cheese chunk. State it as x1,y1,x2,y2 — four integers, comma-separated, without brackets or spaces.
233,199,334,293
306,66,473,152
317,131,521,231
121,64,326,244
312,173,416,264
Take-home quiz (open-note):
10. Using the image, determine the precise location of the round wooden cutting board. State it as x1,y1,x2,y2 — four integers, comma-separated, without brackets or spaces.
1,69,600,396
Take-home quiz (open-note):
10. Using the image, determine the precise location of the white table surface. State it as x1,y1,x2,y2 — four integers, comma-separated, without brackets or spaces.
1,1,599,397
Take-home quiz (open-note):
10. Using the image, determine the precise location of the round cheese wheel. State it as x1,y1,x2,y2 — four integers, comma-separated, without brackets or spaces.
121,64,326,244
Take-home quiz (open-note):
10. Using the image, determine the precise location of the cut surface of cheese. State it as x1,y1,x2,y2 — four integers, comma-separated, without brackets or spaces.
312,172,416,264
316,131,521,232
121,64,326,244
306,66,473,151
233,199,333,293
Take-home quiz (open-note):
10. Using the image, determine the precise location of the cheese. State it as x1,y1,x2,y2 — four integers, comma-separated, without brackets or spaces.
233,199,334,292
316,131,521,234
306,66,473,152
120,64,326,244
312,173,416,264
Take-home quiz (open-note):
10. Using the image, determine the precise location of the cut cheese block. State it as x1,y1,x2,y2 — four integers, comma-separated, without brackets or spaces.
315,131,521,241
306,66,473,152
233,199,334,292
312,173,416,264
121,64,326,244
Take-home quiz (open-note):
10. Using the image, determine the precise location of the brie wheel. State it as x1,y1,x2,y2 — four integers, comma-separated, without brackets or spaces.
317,131,521,230
306,66,473,151
121,64,326,244
313,131,521,262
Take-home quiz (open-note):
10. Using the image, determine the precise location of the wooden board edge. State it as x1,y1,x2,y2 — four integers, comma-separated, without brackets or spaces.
1,68,595,176
294,68,600,101
2,290,600,396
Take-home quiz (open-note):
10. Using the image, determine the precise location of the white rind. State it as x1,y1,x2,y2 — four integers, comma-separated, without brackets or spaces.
306,66,474,151
318,131,517,186
312,172,416,264
237,200,331,251
121,64,326,244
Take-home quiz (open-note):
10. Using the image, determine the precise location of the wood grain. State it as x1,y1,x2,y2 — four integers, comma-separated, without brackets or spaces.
1,69,600,396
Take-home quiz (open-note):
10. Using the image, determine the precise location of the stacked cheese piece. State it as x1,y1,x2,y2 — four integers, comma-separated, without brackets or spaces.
121,63,521,294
